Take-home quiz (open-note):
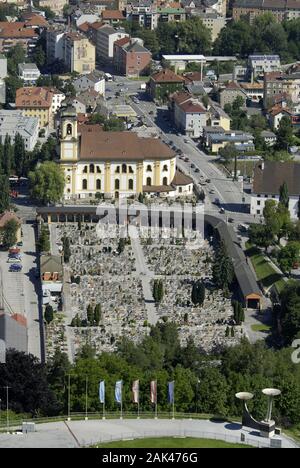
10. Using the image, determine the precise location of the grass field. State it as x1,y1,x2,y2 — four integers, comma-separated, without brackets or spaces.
245,243,286,294
94,437,251,448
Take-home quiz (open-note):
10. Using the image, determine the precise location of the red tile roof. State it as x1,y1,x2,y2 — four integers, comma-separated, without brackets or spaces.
151,68,185,83
102,10,125,20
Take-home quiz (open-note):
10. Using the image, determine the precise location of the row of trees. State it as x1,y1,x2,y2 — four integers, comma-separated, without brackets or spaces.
1,326,300,426
214,14,300,62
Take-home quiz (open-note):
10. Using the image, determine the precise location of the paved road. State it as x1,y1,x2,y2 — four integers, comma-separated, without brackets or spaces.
0,418,297,448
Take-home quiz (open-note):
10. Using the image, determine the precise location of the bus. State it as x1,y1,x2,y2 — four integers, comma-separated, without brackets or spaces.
104,73,113,82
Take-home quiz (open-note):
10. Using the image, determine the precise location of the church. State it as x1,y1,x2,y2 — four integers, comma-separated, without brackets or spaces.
59,106,193,199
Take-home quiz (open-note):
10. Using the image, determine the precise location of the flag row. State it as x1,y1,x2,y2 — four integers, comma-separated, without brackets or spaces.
99,380,175,404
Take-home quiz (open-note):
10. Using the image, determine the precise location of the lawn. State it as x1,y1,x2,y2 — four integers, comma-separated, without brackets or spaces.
251,324,271,332
245,243,286,294
94,437,251,448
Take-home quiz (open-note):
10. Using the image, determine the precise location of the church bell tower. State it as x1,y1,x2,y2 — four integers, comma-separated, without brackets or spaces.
60,105,78,161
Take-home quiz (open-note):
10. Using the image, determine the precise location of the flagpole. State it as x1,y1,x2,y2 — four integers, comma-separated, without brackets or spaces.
155,380,158,420
67,374,71,421
85,376,88,421
120,381,123,420
172,382,175,420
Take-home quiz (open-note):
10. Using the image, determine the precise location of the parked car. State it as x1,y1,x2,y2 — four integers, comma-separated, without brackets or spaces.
7,257,21,263
9,264,22,272
17,241,23,247
228,217,234,223
195,168,200,173
184,157,189,162
219,207,225,214
206,179,211,183
9,253,22,260
191,163,195,168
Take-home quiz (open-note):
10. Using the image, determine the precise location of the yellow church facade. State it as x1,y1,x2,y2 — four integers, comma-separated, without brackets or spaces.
59,106,179,199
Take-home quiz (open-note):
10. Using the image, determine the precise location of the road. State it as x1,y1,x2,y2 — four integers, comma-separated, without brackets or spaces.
105,77,255,224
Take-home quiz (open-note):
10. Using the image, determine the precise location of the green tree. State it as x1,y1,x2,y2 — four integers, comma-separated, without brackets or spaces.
38,227,50,252
212,241,234,290
279,182,289,208
3,134,13,175
248,224,274,251
191,281,205,306
0,175,10,213
94,304,101,325
45,305,54,324
280,283,300,344
153,279,164,303
278,242,300,274
14,133,26,177
276,116,294,150
63,236,71,263
28,161,65,204
33,45,46,70
87,304,94,325
2,219,18,247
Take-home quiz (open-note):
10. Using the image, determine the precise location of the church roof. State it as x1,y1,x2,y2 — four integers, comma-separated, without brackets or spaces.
77,125,176,161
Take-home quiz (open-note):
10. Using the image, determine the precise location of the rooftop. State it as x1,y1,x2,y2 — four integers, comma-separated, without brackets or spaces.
151,68,185,83
253,161,300,195
16,87,53,109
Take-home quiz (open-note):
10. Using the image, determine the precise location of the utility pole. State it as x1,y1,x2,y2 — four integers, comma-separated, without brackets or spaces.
85,376,88,421
1,387,10,433
67,374,71,421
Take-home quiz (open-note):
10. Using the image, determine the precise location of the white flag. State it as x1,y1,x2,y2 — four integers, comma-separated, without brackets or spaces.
150,380,157,404
132,380,139,404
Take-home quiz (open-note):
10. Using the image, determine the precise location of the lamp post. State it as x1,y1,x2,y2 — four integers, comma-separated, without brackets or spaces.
1,386,10,433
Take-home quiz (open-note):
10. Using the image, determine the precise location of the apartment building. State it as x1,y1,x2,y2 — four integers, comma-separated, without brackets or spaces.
113,38,152,76
0,110,39,151
195,12,226,41
39,0,69,15
264,71,300,108
15,87,54,128
18,63,41,84
96,25,128,63
169,91,207,138
233,0,300,23
63,33,96,74
0,22,39,55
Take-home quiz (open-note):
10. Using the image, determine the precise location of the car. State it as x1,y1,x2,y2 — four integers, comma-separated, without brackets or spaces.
210,189,215,194
7,257,21,263
17,241,23,247
184,157,189,162
206,179,211,183
184,139,189,143
191,163,195,168
149,110,154,115
195,168,200,173
219,208,225,214
9,254,22,260
9,264,22,272
228,217,234,223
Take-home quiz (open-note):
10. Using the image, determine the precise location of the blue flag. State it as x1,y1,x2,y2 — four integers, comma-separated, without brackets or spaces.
115,380,123,404
168,381,175,404
99,380,105,404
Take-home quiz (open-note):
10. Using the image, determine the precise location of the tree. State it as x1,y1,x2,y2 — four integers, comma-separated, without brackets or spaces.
28,161,65,204
63,236,71,263
38,227,50,252
87,304,94,325
33,45,46,70
212,241,234,290
94,304,101,325
153,279,164,303
276,116,294,150
248,224,274,251
14,133,26,177
280,283,300,345
7,44,26,76
278,242,300,275
3,134,13,175
191,281,205,306
45,305,54,324
0,175,10,213
139,29,160,57
2,219,18,248
279,182,289,209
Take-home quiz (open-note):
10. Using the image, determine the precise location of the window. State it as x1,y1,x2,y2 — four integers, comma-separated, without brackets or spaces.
66,176,71,184
163,177,168,185
146,165,152,172
179,187,182,193
83,166,88,173
82,179,87,190
96,179,101,190
122,164,127,173
97,166,101,173
129,166,134,173
257,201,261,206
146,177,152,186
115,179,120,190
115,166,120,174
128,179,133,190
163,164,168,171
90,164,95,173
66,123,72,136
257,210,261,215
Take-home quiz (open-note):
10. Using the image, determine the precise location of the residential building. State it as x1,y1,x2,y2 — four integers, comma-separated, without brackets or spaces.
101,9,125,24
59,105,177,199
15,87,54,128
46,87,66,114
251,161,300,219
96,25,128,63
0,110,39,151
0,79,5,104
70,89,103,113
169,91,207,138
46,27,65,63
182,0,227,17
194,12,226,42
157,6,186,23
20,12,49,30
264,71,300,108
126,2,159,30
260,130,276,146
73,70,105,94
240,82,264,103
18,63,41,84
233,0,300,23
207,101,231,130
0,22,39,54
219,81,247,108
39,0,69,15
0,54,7,79
148,68,185,103
203,126,255,153
63,33,96,74
266,103,298,130
113,37,152,76
40,254,63,302
247,54,281,81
